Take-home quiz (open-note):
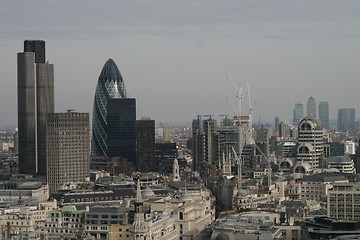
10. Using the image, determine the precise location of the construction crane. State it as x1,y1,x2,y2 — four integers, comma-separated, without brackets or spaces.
227,72,243,118
202,114,213,120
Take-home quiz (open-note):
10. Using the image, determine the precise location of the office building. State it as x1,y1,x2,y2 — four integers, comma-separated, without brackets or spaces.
328,182,360,220
293,103,304,125
46,110,90,193
136,118,155,172
319,101,330,129
274,116,280,135
307,96,316,117
296,116,324,170
18,40,54,176
92,59,136,163
337,108,356,132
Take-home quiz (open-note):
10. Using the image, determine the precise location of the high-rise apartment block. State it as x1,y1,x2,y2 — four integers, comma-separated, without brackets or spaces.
46,110,90,193
307,96,316,117
293,103,304,125
337,108,356,132
319,101,330,129
18,40,54,176
92,59,136,163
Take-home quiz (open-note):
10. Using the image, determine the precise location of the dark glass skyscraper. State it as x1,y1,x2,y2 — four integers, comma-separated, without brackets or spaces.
18,40,54,176
92,59,136,163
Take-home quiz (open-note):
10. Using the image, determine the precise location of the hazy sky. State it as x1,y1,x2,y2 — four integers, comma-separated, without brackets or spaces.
1,0,360,126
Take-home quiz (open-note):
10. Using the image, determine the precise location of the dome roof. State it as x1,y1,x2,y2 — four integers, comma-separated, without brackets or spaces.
298,116,323,130
216,232,230,240
142,187,155,198
237,188,248,197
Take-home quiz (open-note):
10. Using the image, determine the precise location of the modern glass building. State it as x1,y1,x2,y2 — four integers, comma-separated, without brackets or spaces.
92,59,136,163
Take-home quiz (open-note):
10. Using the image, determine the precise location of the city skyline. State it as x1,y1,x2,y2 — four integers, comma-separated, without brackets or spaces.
1,1,360,126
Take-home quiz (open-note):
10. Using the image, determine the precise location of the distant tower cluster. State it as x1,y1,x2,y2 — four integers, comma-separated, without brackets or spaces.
92,59,136,163
17,40,54,176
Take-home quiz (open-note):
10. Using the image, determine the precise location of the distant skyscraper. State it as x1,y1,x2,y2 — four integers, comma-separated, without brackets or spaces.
307,96,316,117
319,101,330,129
337,108,356,132
274,117,280,135
46,110,90,193
136,118,155,172
18,40,54,176
293,103,304,124
92,59,136,163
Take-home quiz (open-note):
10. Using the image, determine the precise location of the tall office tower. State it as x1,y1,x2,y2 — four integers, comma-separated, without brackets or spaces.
203,118,217,165
307,96,316,117
136,118,155,172
296,116,324,170
92,59,136,163
18,40,54,176
192,116,204,171
293,103,304,125
337,108,356,132
319,101,330,129
46,110,90,193
274,117,280,135
337,108,355,132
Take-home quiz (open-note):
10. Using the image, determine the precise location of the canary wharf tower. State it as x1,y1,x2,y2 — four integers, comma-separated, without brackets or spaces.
92,59,136,163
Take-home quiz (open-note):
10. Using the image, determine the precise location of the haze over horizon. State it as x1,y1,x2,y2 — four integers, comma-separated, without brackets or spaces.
1,1,360,127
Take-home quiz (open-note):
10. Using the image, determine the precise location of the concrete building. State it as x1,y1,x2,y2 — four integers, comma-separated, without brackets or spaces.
0,181,49,206
46,110,90,193
326,156,355,174
296,116,325,170
297,172,349,202
328,182,360,220
17,40,54,177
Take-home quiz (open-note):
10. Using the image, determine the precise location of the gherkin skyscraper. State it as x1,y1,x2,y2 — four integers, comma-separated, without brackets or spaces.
92,59,136,162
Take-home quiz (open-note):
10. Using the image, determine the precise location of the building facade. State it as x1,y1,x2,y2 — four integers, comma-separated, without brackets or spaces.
136,119,155,172
296,116,325,170
92,59,136,163
319,101,330,129
337,108,356,132
18,40,54,176
293,103,304,125
46,110,90,193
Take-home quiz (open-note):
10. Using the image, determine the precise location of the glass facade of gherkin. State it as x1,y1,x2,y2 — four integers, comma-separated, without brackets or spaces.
92,59,136,162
